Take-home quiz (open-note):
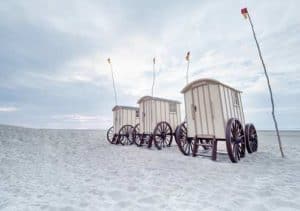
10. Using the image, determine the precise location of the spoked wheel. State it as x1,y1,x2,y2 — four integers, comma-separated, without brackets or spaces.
226,118,246,163
200,139,211,150
153,121,173,150
175,122,194,156
119,125,134,145
106,126,114,144
133,124,142,146
245,123,258,153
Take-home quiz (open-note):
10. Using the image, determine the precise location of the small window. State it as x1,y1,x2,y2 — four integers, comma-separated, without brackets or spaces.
169,103,177,113
234,92,240,106
135,110,139,118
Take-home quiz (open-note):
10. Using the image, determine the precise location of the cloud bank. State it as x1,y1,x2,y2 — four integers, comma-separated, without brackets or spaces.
0,0,299,129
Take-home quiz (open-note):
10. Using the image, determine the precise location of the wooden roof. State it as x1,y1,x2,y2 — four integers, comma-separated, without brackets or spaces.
137,96,181,104
112,105,139,111
181,78,242,93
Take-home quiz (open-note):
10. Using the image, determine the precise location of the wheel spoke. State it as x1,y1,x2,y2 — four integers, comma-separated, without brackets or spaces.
187,143,191,154
184,142,189,152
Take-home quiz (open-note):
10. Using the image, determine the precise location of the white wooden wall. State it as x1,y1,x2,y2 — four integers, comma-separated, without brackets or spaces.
113,108,139,133
139,100,181,134
184,83,244,140
219,85,245,129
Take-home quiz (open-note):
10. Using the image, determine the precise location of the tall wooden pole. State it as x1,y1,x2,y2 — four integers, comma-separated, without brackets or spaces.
151,57,156,98
242,8,284,158
107,58,118,105
150,57,156,135
184,52,191,122
185,51,190,84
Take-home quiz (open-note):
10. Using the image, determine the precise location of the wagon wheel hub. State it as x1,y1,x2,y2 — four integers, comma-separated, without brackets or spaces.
161,132,166,139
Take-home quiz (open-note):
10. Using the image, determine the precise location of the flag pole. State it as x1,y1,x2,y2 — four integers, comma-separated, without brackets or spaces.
151,57,156,98
241,8,284,158
150,57,156,136
184,52,190,122
185,51,190,84
107,58,118,105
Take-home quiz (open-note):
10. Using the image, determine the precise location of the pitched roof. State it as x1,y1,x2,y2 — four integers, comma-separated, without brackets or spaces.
181,78,242,93
137,96,181,104
112,105,139,111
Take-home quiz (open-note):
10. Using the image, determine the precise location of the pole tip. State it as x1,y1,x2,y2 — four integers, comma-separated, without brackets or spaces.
185,51,190,61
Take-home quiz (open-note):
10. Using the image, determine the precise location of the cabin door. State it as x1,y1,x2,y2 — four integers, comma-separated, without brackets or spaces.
142,102,146,133
191,87,199,137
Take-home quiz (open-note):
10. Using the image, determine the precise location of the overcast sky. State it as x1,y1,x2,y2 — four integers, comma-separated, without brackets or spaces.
0,0,299,130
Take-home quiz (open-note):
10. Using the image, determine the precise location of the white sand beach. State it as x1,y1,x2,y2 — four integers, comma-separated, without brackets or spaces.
0,125,299,210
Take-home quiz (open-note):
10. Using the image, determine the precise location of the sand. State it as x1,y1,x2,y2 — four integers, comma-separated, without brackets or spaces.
0,125,299,210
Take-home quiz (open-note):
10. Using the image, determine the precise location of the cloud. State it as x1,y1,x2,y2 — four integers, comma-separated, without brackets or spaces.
52,114,105,122
0,107,18,112
0,0,299,129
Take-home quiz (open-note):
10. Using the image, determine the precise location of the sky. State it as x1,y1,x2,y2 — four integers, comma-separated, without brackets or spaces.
0,0,299,130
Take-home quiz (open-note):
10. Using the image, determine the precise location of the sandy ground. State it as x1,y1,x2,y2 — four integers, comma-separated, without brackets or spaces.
0,125,300,211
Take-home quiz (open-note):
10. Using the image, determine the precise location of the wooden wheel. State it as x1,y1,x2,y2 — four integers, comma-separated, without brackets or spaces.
245,123,258,153
119,125,134,145
133,124,142,146
153,121,173,150
106,126,114,144
175,122,194,156
226,118,245,163
136,134,151,147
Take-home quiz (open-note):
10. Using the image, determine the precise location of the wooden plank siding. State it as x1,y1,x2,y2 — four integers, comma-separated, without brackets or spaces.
138,96,181,134
113,107,139,133
182,79,245,139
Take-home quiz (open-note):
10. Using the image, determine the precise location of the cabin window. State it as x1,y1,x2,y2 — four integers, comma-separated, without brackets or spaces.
169,103,177,113
234,92,240,106
135,110,139,118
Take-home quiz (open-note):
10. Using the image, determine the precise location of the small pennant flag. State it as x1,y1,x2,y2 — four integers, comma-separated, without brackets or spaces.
107,58,111,64
153,57,155,64
241,8,249,19
185,51,190,61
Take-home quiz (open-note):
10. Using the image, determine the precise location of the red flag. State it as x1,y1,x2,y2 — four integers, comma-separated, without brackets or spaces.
241,8,249,19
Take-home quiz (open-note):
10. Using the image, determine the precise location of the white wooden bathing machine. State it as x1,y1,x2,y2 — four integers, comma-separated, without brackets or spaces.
137,96,181,134
112,106,139,133
181,78,245,139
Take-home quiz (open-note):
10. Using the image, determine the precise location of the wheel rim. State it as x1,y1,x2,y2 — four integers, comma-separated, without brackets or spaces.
133,124,142,146
106,126,114,144
226,118,245,163
154,122,173,150
119,125,134,145
246,124,258,153
175,122,194,156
